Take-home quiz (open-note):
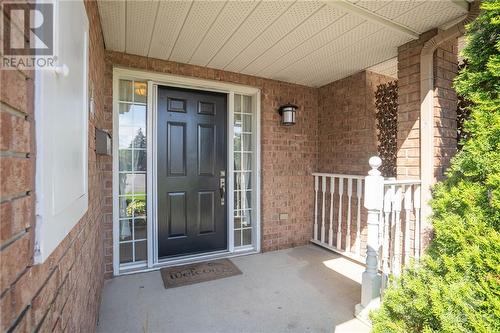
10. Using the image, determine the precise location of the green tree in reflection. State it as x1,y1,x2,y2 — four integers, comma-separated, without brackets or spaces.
119,128,147,220
130,127,146,149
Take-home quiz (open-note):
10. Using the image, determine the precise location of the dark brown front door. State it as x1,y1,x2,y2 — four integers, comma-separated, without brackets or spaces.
157,86,227,258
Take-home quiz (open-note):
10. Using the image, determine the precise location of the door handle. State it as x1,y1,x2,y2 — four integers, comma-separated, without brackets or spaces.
219,171,226,205
220,177,226,205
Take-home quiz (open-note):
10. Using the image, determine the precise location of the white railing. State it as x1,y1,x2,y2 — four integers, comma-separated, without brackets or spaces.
354,156,423,321
311,173,365,262
379,178,421,294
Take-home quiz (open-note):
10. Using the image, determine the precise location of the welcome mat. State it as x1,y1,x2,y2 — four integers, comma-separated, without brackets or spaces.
160,259,242,289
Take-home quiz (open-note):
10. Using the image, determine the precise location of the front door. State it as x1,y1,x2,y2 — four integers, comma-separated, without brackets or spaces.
157,86,227,258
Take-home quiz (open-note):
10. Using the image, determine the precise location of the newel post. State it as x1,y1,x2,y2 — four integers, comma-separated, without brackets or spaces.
355,156,384,323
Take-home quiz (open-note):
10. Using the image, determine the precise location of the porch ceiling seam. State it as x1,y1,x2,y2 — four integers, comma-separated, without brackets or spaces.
321,0,419,40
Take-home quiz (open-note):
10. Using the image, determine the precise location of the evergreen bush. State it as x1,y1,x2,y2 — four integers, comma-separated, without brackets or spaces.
371,2,500,332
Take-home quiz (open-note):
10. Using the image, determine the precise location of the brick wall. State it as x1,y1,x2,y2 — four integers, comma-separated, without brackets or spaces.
316,70,394,253
104,51,319,273
396,29,458,180
317,70,394,174
0,1,107,331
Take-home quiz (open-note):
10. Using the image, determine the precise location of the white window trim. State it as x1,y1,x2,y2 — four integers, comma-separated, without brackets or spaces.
112,67,261,276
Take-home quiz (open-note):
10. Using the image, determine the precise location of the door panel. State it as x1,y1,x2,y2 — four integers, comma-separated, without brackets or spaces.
157,86,227,258
167,122,186,176
198,191,215,234
167,192,187,238
198,124,216,176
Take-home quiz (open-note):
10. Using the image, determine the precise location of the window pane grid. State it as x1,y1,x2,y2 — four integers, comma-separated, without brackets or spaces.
233,94,254,248
118,80,148,265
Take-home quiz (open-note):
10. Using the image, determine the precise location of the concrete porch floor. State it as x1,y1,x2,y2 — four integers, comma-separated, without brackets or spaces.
97,245,370,333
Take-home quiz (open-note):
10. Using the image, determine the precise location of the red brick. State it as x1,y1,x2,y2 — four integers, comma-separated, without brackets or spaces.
0,196,33,243
0,232,31,284
0,111,30,153
0,70,32,114
0,157,33,196
31,268,61,325
10,307,32,333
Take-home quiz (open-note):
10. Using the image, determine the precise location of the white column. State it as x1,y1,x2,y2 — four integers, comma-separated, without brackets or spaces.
355,156,384,321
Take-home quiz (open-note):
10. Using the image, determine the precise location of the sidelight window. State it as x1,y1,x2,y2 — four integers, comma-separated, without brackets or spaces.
233,94,254,247
117,80,148,264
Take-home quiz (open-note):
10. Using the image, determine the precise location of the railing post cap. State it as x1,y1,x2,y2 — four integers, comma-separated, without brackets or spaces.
368,156,382,176
369,156,382,169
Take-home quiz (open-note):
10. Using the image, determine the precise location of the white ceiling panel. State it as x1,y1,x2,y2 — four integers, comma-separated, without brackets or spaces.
367,57,398,78
97,1,125,52
224,1,324,73
243,5,346,76
350,0,390,13
272,21,390,85
169,1,226,63
207,1,293,69
148,1,193,60
188,1,259,66
373,1,424,20
261,14,368,78
305,29,408,86
395,1,467,33
98,0,471,87
125,0,159,56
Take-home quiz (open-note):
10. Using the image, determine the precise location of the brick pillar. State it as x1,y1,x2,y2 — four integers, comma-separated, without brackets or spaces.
433,39,458,181
396,29,436,180
397,29,459,249
396,29,459,181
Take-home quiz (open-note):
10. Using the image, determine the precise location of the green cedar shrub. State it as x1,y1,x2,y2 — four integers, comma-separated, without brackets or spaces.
371,2,500,332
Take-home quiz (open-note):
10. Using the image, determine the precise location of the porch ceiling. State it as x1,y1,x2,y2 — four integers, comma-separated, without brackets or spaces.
97,0,468,87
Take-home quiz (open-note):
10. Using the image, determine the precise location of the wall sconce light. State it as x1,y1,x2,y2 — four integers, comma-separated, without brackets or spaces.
278,103,298,126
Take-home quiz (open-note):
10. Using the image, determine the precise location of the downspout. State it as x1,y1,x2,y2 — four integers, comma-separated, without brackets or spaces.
420,1,481,231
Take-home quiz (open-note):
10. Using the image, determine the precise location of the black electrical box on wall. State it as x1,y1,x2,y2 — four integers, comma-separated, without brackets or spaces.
95,128,112,155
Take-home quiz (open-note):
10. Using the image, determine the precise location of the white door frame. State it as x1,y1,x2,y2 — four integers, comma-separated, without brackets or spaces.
112,67,261,276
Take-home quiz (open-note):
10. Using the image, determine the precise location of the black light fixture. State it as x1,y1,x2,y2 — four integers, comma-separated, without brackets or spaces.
278,103,298,126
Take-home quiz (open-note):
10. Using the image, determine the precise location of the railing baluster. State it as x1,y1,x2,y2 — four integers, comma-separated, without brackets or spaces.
381,185,393,294
314,175,319,241
329,177,335,247
355,179,362,256
414,185,421,259
346,178,353,253
378,209,384,260
389,183,396,274
321,176,327,243
392,185,403,277
336,177,344,250
403,185,412,265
